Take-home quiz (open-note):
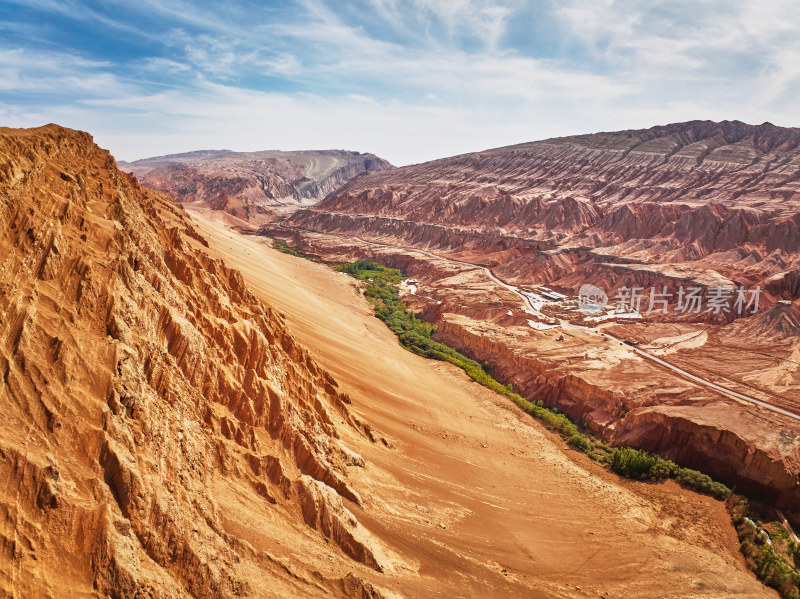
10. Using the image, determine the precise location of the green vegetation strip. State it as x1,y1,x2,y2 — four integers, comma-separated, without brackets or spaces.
273,240,800,597
336,262,730,495
730,497,800,598
270,236,312,259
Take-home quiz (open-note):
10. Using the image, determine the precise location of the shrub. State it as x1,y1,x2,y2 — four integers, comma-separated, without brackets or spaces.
608,448,677,480
676,468,731,500
649,459,677,480
566,432,593,452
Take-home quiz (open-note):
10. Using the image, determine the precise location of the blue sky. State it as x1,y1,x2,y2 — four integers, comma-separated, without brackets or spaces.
1,0,799,165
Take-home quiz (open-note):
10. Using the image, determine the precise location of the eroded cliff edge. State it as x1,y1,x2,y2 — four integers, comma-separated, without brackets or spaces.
0,125,388,598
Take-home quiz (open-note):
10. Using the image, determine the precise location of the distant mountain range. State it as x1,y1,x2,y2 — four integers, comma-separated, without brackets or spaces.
120,148,393,225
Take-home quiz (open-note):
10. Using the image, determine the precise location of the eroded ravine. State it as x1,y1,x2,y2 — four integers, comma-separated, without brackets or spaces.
189,207,774,599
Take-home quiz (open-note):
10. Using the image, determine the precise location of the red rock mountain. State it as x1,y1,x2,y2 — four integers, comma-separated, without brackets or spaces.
274,120,800,511
120,148,393,225
0,125,387,597
288,120,800,310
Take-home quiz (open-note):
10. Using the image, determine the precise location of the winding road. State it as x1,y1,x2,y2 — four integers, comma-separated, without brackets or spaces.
351,235,800,422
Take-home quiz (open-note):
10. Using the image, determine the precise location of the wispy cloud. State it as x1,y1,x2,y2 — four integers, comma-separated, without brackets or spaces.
552,0,800,102
0,0,798,165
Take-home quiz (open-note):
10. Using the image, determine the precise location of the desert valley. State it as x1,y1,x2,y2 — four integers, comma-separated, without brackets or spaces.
4,2,800,597
2,119,800,598
272,120,800,512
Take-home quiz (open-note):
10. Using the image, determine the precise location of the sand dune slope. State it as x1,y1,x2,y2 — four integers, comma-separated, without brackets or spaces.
191,208,775,599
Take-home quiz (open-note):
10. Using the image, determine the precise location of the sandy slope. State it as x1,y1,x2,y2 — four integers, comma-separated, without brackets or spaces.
189,207,775,599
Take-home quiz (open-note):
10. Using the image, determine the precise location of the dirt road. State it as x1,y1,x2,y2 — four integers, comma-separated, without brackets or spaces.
351,234,800,422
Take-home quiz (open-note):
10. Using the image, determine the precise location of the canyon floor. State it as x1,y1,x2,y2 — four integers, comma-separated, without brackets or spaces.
189,207,775,599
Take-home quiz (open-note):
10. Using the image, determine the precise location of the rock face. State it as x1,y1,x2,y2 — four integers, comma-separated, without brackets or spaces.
311,120,800,217
273,120,800,511
121,148,393,225
289,120,800,271
0,125,385,597
286,119,800,315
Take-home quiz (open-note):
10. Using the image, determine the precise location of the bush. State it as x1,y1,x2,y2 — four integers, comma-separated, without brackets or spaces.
650,457,679,480
677,468,731,500
608,448,677,480
566,432,593,452
789,541,800,569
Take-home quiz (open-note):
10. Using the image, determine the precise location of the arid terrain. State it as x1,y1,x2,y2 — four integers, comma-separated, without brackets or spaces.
272,120,800,512
190,207,776,598
0,125,388,598
120,148,393,225
0,126,780,597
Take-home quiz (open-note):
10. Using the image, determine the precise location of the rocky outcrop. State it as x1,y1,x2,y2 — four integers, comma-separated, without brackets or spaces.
121,149,393,225
278,211,545,259
299,160,391,200
0,125,385,598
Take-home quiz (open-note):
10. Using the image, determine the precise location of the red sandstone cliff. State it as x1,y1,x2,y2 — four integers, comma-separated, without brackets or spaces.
0,125,388,597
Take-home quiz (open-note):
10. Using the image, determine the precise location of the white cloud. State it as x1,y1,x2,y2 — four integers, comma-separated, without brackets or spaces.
408,0,518,49
552,0,800,85
2,0,800,166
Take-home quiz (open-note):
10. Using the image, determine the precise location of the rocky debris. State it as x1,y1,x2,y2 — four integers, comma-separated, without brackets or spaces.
0,125,385,597
121,149,393,225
